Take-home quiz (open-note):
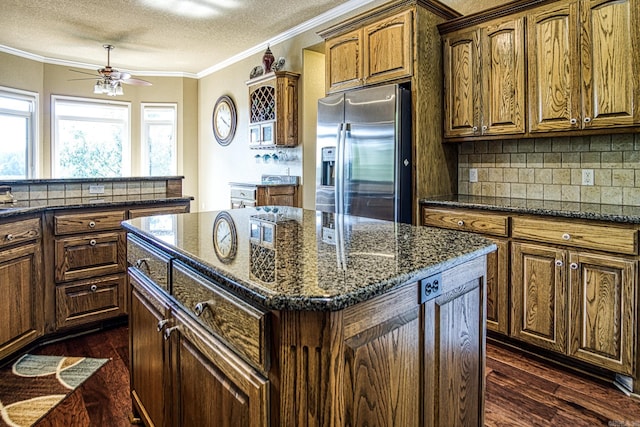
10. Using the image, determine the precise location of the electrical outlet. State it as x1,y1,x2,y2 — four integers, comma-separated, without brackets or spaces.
89,184,105,194
581,169,594,186
469,168,478,183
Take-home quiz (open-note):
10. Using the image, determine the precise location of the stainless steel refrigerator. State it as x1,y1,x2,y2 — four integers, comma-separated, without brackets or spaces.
315,84,412,223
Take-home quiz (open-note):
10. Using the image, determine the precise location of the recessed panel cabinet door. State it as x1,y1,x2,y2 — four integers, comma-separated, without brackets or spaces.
568,252,635,375
486,238,509,335
443,29,481,137
580,0,640,128
326,29,364,93
363,10,413,85
511,242,567,353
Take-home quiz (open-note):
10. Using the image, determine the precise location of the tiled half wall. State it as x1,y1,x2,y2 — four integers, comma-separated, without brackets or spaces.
458,133,640,205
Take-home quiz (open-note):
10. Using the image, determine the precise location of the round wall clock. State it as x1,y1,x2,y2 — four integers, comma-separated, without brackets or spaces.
213,211,237,263
212,95,237,146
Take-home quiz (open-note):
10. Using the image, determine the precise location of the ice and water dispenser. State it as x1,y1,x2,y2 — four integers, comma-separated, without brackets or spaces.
320,147,336,187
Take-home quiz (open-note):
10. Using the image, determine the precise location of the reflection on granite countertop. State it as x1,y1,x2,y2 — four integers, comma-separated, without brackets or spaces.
0,194,193,218
420,195,640,224
0,176,184,185
123,207,496,311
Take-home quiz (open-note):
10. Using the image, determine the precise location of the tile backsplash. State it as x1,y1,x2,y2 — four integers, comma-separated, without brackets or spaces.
458,133,640,205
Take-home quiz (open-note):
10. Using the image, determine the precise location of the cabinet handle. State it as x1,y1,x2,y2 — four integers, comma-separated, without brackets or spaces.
88,221,96,228
482,125,488,132
89,239,97,246
194,300,215,317
583,117,591,123
457,220,464,226
555,260,563,267
570,262,579,270
570,118,577,125
90,284,98,292
157,319,169,332
472,126,478,132
5,234,14,241
163,326,179,340
134,258,150,272
562,233,571,241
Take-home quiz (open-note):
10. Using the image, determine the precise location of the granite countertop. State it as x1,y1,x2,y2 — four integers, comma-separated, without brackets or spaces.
123,207,496,311
420,195,640,224
0,176,184,185
0,194,193,219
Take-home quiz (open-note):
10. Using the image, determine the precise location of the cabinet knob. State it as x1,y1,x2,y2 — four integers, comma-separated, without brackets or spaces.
562,233,571,241
5,234,14,241
90,284,98,292
89,239,97,246
570,262,579,270
163,326,179,341
194,300,215,317
555,260,563,267
570,118,577,125
88,221,96,228
457,220,464,226
583,117,591,123
157,319,169,332
482,125,488,132
472,126,478,132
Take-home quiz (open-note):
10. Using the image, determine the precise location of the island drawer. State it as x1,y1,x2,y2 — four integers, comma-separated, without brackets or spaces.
55,231,126,283
55,274,126,329
54,210,126,235
128,204,189,219
172,261,270,371
0,217,41,249
512,217,637,255
422,207,509,237
127,235,171,291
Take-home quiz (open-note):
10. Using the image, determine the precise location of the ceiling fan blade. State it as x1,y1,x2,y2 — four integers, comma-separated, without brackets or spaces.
68,77,101,81
110,71,131,80
69,69,100,77
121,77,152,86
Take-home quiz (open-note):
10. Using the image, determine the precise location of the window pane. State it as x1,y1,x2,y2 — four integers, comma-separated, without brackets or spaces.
0,115,28,179
0,97,31,112
146,124,174,175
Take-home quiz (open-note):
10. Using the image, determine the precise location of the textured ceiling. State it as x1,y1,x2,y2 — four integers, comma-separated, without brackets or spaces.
0,0,512,76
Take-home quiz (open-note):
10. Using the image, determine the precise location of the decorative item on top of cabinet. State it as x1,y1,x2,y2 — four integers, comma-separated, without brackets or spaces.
322,9,413,93
246,71,299,148
442,15,525,138
527,0,640,132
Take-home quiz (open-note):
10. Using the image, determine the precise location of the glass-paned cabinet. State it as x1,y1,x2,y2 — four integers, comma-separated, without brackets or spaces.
247,71,299,148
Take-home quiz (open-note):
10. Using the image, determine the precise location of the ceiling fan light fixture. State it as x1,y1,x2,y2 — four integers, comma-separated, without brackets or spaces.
93,80,103,94
115,82,124,96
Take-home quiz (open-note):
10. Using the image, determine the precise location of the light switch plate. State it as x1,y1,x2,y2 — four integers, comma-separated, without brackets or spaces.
89,184,105,194
469,168,478,183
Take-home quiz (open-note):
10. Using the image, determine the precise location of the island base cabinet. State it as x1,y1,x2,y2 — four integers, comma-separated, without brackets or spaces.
170,309,270,427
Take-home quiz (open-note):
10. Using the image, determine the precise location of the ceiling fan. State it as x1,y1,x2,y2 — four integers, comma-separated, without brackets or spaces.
69,44,152,96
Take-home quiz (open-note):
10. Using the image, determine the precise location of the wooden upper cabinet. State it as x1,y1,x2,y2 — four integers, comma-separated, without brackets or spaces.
443,16,525,138
529,0,639,132
363,10,413,85
326,29,364,93
325,9,413,93
580,0,640,128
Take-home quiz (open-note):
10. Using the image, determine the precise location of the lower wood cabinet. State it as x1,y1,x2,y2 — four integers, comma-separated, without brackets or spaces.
486,238,509,335
230,184,299,209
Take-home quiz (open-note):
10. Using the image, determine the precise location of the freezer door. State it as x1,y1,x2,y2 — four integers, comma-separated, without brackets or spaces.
342,85,398,221
316,93,345,213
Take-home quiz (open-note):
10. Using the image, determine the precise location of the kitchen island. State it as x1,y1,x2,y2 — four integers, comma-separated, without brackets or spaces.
123,207,495,426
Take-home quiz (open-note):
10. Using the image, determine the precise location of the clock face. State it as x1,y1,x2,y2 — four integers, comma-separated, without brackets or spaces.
212,95,237,146
213,212,237,263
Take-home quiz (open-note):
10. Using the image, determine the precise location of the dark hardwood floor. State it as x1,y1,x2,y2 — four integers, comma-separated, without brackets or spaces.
28,325,640,426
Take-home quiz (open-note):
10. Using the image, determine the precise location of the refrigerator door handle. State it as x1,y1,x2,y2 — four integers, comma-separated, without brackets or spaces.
336,122,346,215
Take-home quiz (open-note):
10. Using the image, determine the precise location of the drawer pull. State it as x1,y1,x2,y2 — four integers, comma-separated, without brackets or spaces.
157,319,170,332
134,258,151,272
90,284,98,292
555,260,563,267
457,220,464,226
562,233,571,241
88,221,96,228
570,262,579,270
89,239,97,246
194,300,215,317
163,326,179,340
5,234,14,241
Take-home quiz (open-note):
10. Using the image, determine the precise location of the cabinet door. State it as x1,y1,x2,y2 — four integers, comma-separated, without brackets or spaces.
481,17,525,135
527,2,581,132
580,0,640,128
275,73,298,146
511,242,567,353
363,10,413,85
443,28,481,137
170,309,269,427
129,270,171,427
0,242,42,359
326,29,364,93
54,231,126,282
486,238,509,335
568,252,635,375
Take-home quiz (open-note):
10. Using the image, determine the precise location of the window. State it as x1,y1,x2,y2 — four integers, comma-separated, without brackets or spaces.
141,104,177,176
0,87,38,179
52,96,130,178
